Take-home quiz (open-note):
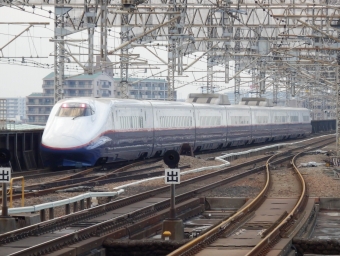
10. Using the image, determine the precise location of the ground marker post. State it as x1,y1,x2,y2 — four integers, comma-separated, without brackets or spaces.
162,150,184,241
0,148,16,234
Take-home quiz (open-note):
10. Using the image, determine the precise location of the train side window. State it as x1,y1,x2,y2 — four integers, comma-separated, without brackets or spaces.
134,117,137,128
140,116,143,128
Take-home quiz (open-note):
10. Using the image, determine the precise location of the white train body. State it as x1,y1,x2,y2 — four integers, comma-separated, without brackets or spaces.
41,98,312,167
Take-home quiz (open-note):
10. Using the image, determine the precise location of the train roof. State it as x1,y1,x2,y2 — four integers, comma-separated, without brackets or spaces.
57,97,309,111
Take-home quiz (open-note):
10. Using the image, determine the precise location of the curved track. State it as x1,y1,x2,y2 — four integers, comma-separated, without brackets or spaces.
0,135,333,256
0,156,273,256
168,137,333,256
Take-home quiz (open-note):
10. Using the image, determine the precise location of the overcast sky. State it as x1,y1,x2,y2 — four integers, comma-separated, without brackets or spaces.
0,7,55,98
0,6,241,100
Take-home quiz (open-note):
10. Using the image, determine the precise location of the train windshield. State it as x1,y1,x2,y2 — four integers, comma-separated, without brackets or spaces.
56,103,94,117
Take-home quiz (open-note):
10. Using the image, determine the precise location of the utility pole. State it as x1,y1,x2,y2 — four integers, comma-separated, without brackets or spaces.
206,9,214,94
120,6,130,98
167,0,176,101
234,26,241,104
100,0,108,71
85,1,97,75
53,0,66,104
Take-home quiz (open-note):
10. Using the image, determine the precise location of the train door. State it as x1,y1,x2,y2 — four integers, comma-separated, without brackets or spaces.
144,102,154,158
192,104,197,152
108,105,116,161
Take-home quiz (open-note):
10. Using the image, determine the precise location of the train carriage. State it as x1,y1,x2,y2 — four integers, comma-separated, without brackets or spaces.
41,96,312,168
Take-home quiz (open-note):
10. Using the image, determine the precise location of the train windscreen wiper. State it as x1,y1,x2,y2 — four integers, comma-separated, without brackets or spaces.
72,114,83,120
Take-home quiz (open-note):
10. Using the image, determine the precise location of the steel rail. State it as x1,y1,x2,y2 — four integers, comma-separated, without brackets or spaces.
168,137,333,256
0,156,270,246
4,159,276,256
245,148,309,255
4,159,163,203
19,164,190,191
167,153,278,256
2,137,332,256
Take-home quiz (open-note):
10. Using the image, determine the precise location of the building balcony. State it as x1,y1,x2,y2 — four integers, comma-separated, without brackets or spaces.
77,85,93,89
42,84,54,88
27,102,53,106
27,120,47,125
64,93,93,97
27,111,50,115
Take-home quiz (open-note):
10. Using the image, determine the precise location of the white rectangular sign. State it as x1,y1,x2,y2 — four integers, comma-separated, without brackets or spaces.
0,168,11,183
165,169,180,184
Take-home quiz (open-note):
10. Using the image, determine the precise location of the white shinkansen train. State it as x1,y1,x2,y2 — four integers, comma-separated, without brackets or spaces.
41,97,312,167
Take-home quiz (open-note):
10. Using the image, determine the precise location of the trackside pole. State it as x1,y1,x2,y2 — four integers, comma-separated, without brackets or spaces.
2,183,8,217
0,148,16,234
170,184,176,219
162,150,184,241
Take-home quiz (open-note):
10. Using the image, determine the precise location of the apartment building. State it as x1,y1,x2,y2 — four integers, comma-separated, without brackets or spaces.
0,97,26,121
26,72,115,125
114,78,175,100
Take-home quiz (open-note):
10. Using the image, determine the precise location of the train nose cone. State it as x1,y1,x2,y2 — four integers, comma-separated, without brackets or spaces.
42,135,84,149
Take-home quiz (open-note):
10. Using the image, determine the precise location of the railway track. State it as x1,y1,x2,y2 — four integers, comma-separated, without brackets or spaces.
11,132,329,181
5,158,164,203
11,157,162,180
0,157,273,255
19,163,191,191
168,137,332,256
0,135,333,256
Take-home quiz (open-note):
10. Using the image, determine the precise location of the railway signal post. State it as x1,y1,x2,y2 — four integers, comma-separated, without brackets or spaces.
0,148,16,234
162,150,184,241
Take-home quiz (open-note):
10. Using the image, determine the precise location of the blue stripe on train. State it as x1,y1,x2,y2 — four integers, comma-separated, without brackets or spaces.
40,145,101,167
